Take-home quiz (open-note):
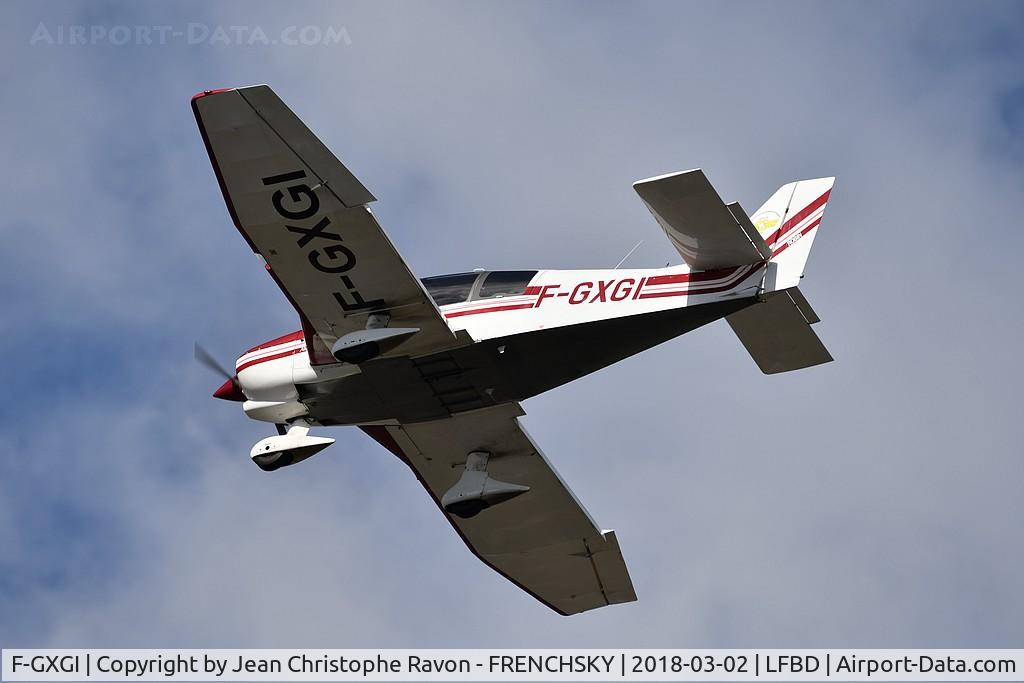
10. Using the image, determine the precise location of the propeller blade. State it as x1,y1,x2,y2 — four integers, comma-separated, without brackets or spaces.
194,342,234,380
195,343,246,402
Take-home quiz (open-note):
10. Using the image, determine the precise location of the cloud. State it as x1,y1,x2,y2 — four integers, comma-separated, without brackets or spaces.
2,0,1022,647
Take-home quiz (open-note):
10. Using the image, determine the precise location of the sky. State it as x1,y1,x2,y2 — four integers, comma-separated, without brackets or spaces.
1,0,1023,649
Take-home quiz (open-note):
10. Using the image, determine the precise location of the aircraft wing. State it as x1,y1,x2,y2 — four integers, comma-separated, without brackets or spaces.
360,403,637,615
634,169,770,270
193,85,460,364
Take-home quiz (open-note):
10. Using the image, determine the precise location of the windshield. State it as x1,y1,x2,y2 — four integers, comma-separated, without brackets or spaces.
477,270,537,299
420,273,478,306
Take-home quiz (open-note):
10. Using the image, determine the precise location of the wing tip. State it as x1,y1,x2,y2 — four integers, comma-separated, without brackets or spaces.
190,87,236,103
632,168,703,188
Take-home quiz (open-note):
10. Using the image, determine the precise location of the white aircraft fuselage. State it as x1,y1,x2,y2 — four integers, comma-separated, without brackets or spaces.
228,262,763,427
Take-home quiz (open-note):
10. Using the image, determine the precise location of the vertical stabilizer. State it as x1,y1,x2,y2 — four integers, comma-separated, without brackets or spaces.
752,177,834,291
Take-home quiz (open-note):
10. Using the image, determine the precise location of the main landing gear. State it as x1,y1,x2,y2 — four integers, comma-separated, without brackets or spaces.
250,419,335,472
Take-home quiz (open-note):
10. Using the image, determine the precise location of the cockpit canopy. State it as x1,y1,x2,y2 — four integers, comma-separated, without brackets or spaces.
420,270,537,306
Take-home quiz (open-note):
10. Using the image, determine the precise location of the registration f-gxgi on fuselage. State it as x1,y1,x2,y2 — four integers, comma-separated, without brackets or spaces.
193,85,836,615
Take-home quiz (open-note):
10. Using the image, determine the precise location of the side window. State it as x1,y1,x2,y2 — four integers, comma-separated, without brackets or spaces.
477,270,538,299
421,273,478,306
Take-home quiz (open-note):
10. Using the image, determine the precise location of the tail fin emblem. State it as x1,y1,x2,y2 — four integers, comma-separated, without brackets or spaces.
754,211,780,234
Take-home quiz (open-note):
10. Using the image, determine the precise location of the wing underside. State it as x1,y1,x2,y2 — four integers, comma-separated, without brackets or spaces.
361,403,636,615
192,85,460,363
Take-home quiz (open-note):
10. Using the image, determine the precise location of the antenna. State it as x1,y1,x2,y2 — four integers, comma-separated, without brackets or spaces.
614,240,644,269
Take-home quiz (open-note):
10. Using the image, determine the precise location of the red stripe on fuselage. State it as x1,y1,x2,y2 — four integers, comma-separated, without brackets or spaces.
236,346,305,373
444,302,535,319
244,330,304,355
644,266,742,287
638,264,761,299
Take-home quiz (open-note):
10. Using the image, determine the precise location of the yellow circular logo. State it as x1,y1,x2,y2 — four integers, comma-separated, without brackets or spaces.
753,211,780,235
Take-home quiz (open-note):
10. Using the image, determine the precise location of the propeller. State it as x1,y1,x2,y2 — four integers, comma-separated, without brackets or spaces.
194,342,233,379
194,342,245,401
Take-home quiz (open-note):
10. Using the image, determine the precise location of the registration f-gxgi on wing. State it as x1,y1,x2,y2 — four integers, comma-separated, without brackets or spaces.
192,85,835,615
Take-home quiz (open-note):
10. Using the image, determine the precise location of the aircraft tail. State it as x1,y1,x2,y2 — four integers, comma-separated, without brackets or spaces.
726,177,836,374
631,169,836,373
753,177,835,292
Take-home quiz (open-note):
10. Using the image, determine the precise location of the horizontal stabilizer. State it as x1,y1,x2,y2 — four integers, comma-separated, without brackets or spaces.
634,169,767,270
726,288,832,374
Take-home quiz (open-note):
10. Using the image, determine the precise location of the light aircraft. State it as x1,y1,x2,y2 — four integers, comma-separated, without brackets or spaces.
192,85,835,615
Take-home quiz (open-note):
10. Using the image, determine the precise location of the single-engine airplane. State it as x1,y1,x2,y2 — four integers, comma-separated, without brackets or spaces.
192,85,835,615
